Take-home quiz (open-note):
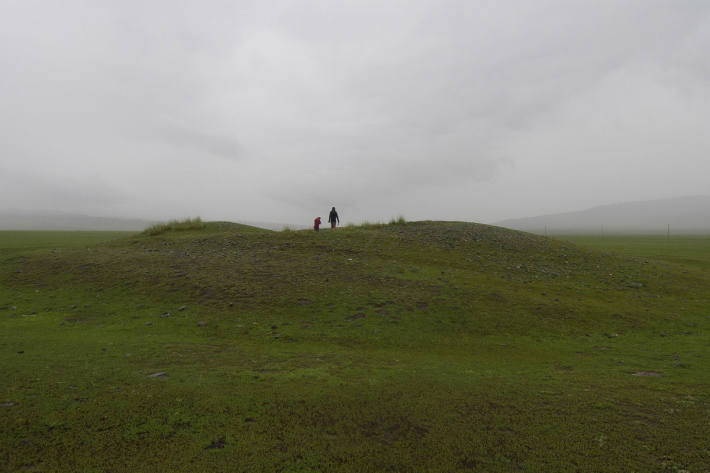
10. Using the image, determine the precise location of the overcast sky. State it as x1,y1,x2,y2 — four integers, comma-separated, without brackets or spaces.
1,0,709,225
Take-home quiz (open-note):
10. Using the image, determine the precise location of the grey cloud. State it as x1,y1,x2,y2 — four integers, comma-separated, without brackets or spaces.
153,126,243,160
1,1,709,224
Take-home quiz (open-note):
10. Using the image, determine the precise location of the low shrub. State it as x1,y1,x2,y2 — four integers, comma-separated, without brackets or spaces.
143,217,206,236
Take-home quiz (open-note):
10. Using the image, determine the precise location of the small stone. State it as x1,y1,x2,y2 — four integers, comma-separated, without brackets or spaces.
659,333,666,337
147,372,167,378
271,325,278,329
632,371,661,377
2,402,15,407
145,321,152,326
160,312,171,318
197,321,206,327
178,306,186,311
71,305,77,309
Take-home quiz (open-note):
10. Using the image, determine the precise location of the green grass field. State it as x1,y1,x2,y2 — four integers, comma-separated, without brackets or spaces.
562,234,710,272
1,223,709,472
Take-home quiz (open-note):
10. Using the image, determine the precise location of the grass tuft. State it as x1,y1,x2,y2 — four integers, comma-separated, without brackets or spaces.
143,217,206,236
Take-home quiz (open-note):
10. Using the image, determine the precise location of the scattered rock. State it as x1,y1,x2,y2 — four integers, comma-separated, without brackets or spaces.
178,306,186,311
632,371,661,377
683,331,694,336
271,325,278,329
2,402,15,407
603,332,618,338
197,321,206,327
160,312,171,318
659,333,666,337
244,417,256,424
628,282,644,288
145,321,152,326
147,372,167,378
346,313,366,321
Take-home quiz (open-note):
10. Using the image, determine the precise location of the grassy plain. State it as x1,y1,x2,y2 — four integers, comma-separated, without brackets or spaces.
1,223,709,472
562,234,710,272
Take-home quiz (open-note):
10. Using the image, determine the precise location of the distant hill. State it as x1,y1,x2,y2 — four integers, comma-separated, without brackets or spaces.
236,220,309,231
0,212,156,231
496,196,710,234
0,212,309,232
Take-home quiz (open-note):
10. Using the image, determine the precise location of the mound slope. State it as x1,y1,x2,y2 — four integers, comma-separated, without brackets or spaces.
2,221,709,472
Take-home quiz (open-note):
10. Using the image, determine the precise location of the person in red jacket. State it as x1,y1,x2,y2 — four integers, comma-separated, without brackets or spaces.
313,216,321,232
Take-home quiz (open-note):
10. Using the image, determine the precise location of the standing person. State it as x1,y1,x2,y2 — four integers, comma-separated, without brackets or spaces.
313,216,321,232
328,207,339,230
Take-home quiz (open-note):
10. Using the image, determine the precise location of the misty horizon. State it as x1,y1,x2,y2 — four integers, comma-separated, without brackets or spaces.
2,1,709,224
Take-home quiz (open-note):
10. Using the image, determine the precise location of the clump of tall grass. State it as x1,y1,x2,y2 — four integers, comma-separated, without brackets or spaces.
358,216,407,229
143,217,206,236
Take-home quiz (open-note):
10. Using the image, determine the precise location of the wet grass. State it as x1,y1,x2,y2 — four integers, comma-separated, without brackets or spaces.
1,223,709,472
562,234,710,272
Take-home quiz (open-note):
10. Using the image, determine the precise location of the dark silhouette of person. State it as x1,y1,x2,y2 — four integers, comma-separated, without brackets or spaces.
328,207,339,230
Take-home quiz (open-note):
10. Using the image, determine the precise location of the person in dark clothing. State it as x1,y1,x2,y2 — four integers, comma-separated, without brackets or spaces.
328,207,339,230
313,216,321,232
